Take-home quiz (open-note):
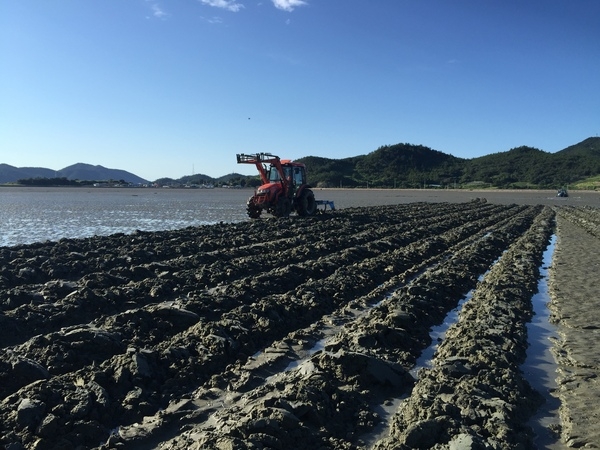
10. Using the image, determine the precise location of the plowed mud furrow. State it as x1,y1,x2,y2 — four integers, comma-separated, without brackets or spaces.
0,201,502,295
326,205,546,367
0,202,442,291
0,203,522,402
110,205,548,449
0,202,558,450
0,203,516,349
0,201,498,300
374,206,555,449
0,203,530,414
0,203,527,401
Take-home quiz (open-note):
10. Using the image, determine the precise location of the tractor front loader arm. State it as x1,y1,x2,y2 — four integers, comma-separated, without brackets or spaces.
236,153,282,185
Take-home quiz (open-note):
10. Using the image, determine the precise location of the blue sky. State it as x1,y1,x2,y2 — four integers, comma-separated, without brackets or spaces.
1,1,599,181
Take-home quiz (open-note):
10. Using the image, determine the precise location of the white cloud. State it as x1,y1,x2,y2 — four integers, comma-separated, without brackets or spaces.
272,0,307,12
152,4,167,18
144,1,168,19
199,0,245,12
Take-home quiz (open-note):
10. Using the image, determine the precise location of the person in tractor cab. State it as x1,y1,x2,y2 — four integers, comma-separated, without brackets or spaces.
284,166,294,194
293,167,303,185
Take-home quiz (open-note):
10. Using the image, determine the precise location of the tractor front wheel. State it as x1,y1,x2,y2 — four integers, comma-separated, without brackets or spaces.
247,197,261,219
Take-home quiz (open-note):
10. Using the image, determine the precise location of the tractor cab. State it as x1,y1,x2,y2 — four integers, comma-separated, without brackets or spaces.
267,161,305,184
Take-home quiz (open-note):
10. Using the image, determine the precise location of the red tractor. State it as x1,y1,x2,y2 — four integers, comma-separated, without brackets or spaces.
237,153,318,218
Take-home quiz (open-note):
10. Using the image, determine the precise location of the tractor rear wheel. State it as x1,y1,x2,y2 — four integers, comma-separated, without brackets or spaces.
297,189,317,216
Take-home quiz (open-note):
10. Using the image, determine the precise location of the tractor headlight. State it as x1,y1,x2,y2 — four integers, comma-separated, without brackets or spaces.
257,187,270,195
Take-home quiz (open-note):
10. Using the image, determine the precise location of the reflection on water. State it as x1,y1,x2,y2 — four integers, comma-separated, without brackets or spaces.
409,291,472,378
0,187,251,247
523,235,562,448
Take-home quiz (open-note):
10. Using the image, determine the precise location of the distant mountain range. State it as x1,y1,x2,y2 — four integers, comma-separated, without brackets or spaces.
0,163,148,185
2,137,600,189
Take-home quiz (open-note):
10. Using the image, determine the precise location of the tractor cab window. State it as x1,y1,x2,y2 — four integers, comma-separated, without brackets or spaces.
293,167,304,185
268,166,281,182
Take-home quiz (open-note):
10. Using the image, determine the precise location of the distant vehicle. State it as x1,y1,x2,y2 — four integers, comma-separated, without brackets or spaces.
557,188,569,197
236,153,334,218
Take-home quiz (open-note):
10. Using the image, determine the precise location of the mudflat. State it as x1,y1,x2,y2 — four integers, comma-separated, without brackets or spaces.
549,209,600,449
1,190,599,449
314,188,600,208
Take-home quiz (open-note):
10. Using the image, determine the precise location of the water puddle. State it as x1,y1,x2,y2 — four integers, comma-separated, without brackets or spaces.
409,288,475,378
522,235,562,448
282,338,326,371
409,262,496,379
359,395,407,447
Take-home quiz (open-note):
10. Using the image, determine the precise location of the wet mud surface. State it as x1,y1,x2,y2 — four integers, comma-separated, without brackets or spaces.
0,199,598,449
547,207,600,449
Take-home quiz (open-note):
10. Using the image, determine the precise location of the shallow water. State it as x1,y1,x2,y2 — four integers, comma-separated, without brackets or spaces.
523,235,563,448
409,289,474,379
0,187,251,247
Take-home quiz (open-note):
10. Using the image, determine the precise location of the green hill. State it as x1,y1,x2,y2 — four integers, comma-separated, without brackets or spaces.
299,155,360,188
463,146,551,188
552,137,600,183
297,137,600,189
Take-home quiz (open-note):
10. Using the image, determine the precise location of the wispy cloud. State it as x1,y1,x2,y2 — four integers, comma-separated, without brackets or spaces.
144,1,168,19
199,0,244,12
272,0,307,12
199,15,225,24
152,4,168,18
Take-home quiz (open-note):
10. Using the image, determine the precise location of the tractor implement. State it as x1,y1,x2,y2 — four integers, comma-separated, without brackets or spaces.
236,153,333,218
316,200,335,211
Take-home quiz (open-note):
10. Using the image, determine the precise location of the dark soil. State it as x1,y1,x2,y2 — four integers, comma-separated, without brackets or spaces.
0,199,590,449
